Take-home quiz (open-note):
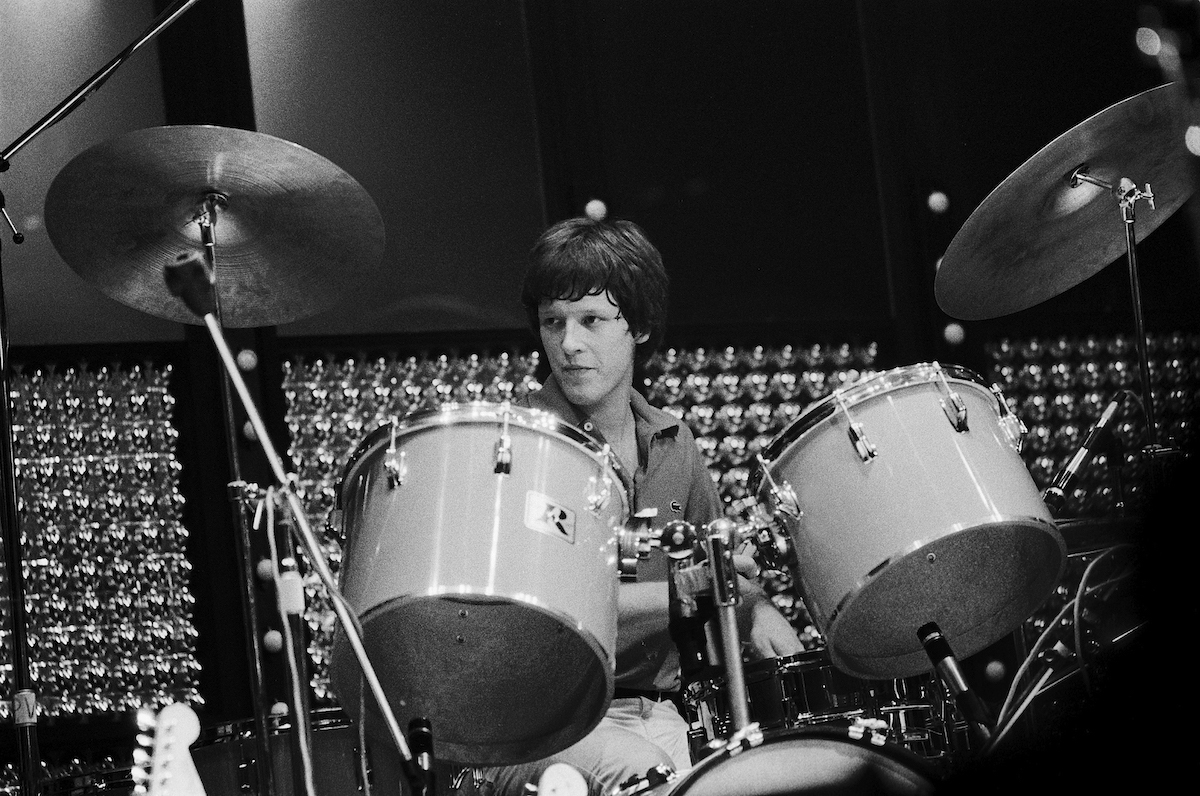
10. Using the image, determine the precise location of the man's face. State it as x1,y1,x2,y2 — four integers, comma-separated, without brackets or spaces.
537,291,648,415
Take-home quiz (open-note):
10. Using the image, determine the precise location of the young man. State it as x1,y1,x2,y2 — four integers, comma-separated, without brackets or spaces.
470,216,802,795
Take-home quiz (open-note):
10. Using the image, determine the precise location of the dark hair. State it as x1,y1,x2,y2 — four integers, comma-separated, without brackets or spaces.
521,216,670,361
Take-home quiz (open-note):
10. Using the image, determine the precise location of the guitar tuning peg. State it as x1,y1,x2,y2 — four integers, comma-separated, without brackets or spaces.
132,747,152,769
136,706,157,732
136,732,154,748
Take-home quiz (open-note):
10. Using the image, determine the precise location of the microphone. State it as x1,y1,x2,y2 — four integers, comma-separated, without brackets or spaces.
1042,393,1126,516
917,622,993,748
407,717,435,796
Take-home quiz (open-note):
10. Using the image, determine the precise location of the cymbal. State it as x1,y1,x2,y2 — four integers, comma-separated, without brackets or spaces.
935,83,1198,320
44,125,386,327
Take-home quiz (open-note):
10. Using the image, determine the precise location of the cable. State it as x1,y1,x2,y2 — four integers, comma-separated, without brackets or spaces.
996,545,1133,724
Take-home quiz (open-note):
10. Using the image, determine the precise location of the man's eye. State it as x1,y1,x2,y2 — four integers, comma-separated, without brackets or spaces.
540,317,562,328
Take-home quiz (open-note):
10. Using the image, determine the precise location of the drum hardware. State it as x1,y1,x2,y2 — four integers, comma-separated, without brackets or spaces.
835,394,877,462
988,385,1026,452
161,255,427,796
0,3,211,794
933,366,969,432
494,406,514,473
384,422,407,487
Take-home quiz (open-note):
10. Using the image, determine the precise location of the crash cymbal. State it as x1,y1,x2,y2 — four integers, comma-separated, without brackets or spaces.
935,83,1197,320
44,125,386,327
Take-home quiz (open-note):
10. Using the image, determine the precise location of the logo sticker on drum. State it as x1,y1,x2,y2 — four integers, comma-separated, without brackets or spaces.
525,492,576,543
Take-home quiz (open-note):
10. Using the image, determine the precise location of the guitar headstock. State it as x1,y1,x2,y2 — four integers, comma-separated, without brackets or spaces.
132,703,205,796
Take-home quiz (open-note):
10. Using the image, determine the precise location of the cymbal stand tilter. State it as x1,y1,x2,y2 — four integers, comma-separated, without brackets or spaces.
0,3,209,794
163,253,432,796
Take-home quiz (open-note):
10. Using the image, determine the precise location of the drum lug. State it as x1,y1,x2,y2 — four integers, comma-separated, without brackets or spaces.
935,364,969,432
847,420,877,461
494,403,514,474
754,455,802,517
585,474,613,512
384,449,407,487
384,421,407,487
990,383,1027,453
835,396,877,461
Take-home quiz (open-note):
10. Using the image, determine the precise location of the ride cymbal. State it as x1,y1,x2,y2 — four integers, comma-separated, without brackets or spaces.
935,83,1197,320
44,125,386,327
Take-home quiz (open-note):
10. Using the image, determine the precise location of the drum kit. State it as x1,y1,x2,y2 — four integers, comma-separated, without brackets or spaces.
1,13,1195,788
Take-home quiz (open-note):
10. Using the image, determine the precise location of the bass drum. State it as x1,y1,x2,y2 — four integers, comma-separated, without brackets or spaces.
645,727,938,796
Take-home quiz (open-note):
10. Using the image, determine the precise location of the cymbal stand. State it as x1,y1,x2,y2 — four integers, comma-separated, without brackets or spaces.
162,253,427,795
1069,168,1174,467
194,196,278,796
0,3,208,794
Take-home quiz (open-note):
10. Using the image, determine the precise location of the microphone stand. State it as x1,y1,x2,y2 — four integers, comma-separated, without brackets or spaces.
163,254,428,795
0,3,209,794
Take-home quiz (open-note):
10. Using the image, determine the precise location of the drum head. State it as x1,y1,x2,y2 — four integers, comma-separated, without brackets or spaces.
661,727,938,796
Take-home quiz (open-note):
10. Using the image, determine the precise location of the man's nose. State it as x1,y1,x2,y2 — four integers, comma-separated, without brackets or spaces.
560,319,585,352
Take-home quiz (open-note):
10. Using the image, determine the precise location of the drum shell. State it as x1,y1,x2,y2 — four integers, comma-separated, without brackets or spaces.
755,364,1065,679
330,403,626,766
686,650,871,738
645,726,937,796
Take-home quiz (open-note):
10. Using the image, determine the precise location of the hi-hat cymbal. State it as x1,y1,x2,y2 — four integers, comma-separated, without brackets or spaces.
44,125,386,327
935,83,1198,320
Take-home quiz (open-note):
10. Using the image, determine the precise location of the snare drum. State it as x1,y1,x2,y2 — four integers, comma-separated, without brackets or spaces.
753,363,1065,679
685,650,871,740
329,403,628,766
639,726,938,795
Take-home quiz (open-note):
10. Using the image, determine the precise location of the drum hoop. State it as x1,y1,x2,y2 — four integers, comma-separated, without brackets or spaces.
749,362,987,492
666,725,939,794
337,401,630,501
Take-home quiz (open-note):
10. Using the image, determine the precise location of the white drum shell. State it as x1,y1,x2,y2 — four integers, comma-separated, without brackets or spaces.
756,364,1065,679
329,403,626,766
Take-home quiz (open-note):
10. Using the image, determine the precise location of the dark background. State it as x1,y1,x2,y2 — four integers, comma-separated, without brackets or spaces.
2,0,1197,789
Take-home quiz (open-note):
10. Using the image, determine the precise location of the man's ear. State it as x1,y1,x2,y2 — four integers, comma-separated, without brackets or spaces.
634,331,650,344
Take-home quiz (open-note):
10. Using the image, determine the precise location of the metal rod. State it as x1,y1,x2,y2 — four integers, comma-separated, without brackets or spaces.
0,235,41,796
198,311,424,789
198,204,277,796
0,0,208,167
705,519,751,733
1122,201,1159,447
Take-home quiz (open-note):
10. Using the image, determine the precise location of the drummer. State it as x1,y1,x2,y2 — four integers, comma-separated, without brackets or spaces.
469,214,803,795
